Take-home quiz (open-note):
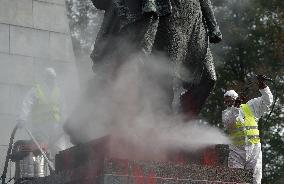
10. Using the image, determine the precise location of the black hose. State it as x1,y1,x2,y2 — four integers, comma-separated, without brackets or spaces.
1,125,18,184
264,80,277,123
258,80,278,148
4,177,14,184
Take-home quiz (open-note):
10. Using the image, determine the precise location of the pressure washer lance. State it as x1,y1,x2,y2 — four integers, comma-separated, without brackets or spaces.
23,125,55,172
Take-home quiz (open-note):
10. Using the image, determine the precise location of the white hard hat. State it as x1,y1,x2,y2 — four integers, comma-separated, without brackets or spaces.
224,90,238,99
44,67,56,78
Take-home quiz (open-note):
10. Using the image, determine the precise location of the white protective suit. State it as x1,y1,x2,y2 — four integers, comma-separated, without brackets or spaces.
222,86,273,184
17,68,67,156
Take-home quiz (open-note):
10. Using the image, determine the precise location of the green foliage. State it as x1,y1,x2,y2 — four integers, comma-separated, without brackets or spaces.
66,0,102,56
66,0,284,182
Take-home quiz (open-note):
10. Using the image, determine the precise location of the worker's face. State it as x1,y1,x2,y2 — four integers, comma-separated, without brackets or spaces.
224,96,235,107
44,72,56,87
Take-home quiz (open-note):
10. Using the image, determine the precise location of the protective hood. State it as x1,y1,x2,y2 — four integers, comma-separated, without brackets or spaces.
224,90,238,99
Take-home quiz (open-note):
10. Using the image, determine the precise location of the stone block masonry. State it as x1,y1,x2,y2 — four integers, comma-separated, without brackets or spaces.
0,0,78,175
26,136,252,183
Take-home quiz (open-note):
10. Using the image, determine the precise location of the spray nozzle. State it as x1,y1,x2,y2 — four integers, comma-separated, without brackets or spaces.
247,74,273,83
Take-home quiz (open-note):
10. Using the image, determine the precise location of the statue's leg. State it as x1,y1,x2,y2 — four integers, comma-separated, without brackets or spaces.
151,0,218,118
181,49,216,119
151,14,175,115
177,1,216,119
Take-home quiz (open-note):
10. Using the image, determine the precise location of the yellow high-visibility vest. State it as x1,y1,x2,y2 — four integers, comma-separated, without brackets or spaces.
230,104,260,145
31,84,61,124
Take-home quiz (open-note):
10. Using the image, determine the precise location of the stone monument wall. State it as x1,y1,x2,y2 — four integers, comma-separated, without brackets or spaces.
0,0,78,175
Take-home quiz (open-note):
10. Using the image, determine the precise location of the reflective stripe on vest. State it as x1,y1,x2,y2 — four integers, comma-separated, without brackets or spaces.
31,84,61,124
230,104,260,145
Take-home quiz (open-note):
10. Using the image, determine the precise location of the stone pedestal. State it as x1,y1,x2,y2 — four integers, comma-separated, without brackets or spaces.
55,136,230,171
26,136,252,183
29,158,253,183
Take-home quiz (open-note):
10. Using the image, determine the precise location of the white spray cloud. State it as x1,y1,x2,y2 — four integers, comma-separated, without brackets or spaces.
64,53,230,160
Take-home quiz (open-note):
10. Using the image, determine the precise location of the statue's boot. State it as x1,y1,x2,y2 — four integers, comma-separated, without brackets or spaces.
180,72,216,121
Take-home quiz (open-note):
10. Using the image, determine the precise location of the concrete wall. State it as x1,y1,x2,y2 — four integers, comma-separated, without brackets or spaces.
0,0,79,175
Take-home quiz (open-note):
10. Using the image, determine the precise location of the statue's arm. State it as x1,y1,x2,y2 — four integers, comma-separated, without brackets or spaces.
199,0,217,31
199,0,222,43
90,0,112,10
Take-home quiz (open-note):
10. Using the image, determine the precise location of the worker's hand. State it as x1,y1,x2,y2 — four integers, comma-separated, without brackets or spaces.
234,97,242,108
256,75,268,89
209,26,222,44
256,74,268,82
234,95,247,108
16,120,25,129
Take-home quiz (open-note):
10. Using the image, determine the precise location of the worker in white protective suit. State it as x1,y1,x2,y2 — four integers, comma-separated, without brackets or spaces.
17,67,67,158
222,75,273,184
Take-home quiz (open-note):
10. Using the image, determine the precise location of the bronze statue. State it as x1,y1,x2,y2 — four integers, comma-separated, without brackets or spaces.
90,0,222,119
64,0,222,145
152,0,222,119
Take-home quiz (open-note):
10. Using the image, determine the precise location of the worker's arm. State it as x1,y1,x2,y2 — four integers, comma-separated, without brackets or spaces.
247,78,273,119
17,88,37,125
222,107,239,133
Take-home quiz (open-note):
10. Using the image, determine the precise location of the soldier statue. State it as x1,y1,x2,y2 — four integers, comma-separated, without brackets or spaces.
64,0,222,144
90,0,222,119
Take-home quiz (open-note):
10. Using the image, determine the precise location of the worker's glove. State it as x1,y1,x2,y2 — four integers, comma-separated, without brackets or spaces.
234,97,242,108
256,74,268,89
234,95,246,108
209,26,222,44
16,120,25,129
256,74,268,82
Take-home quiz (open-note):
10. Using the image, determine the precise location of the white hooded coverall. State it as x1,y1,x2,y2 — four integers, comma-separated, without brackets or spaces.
222,86,273,184
17,83,66,157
